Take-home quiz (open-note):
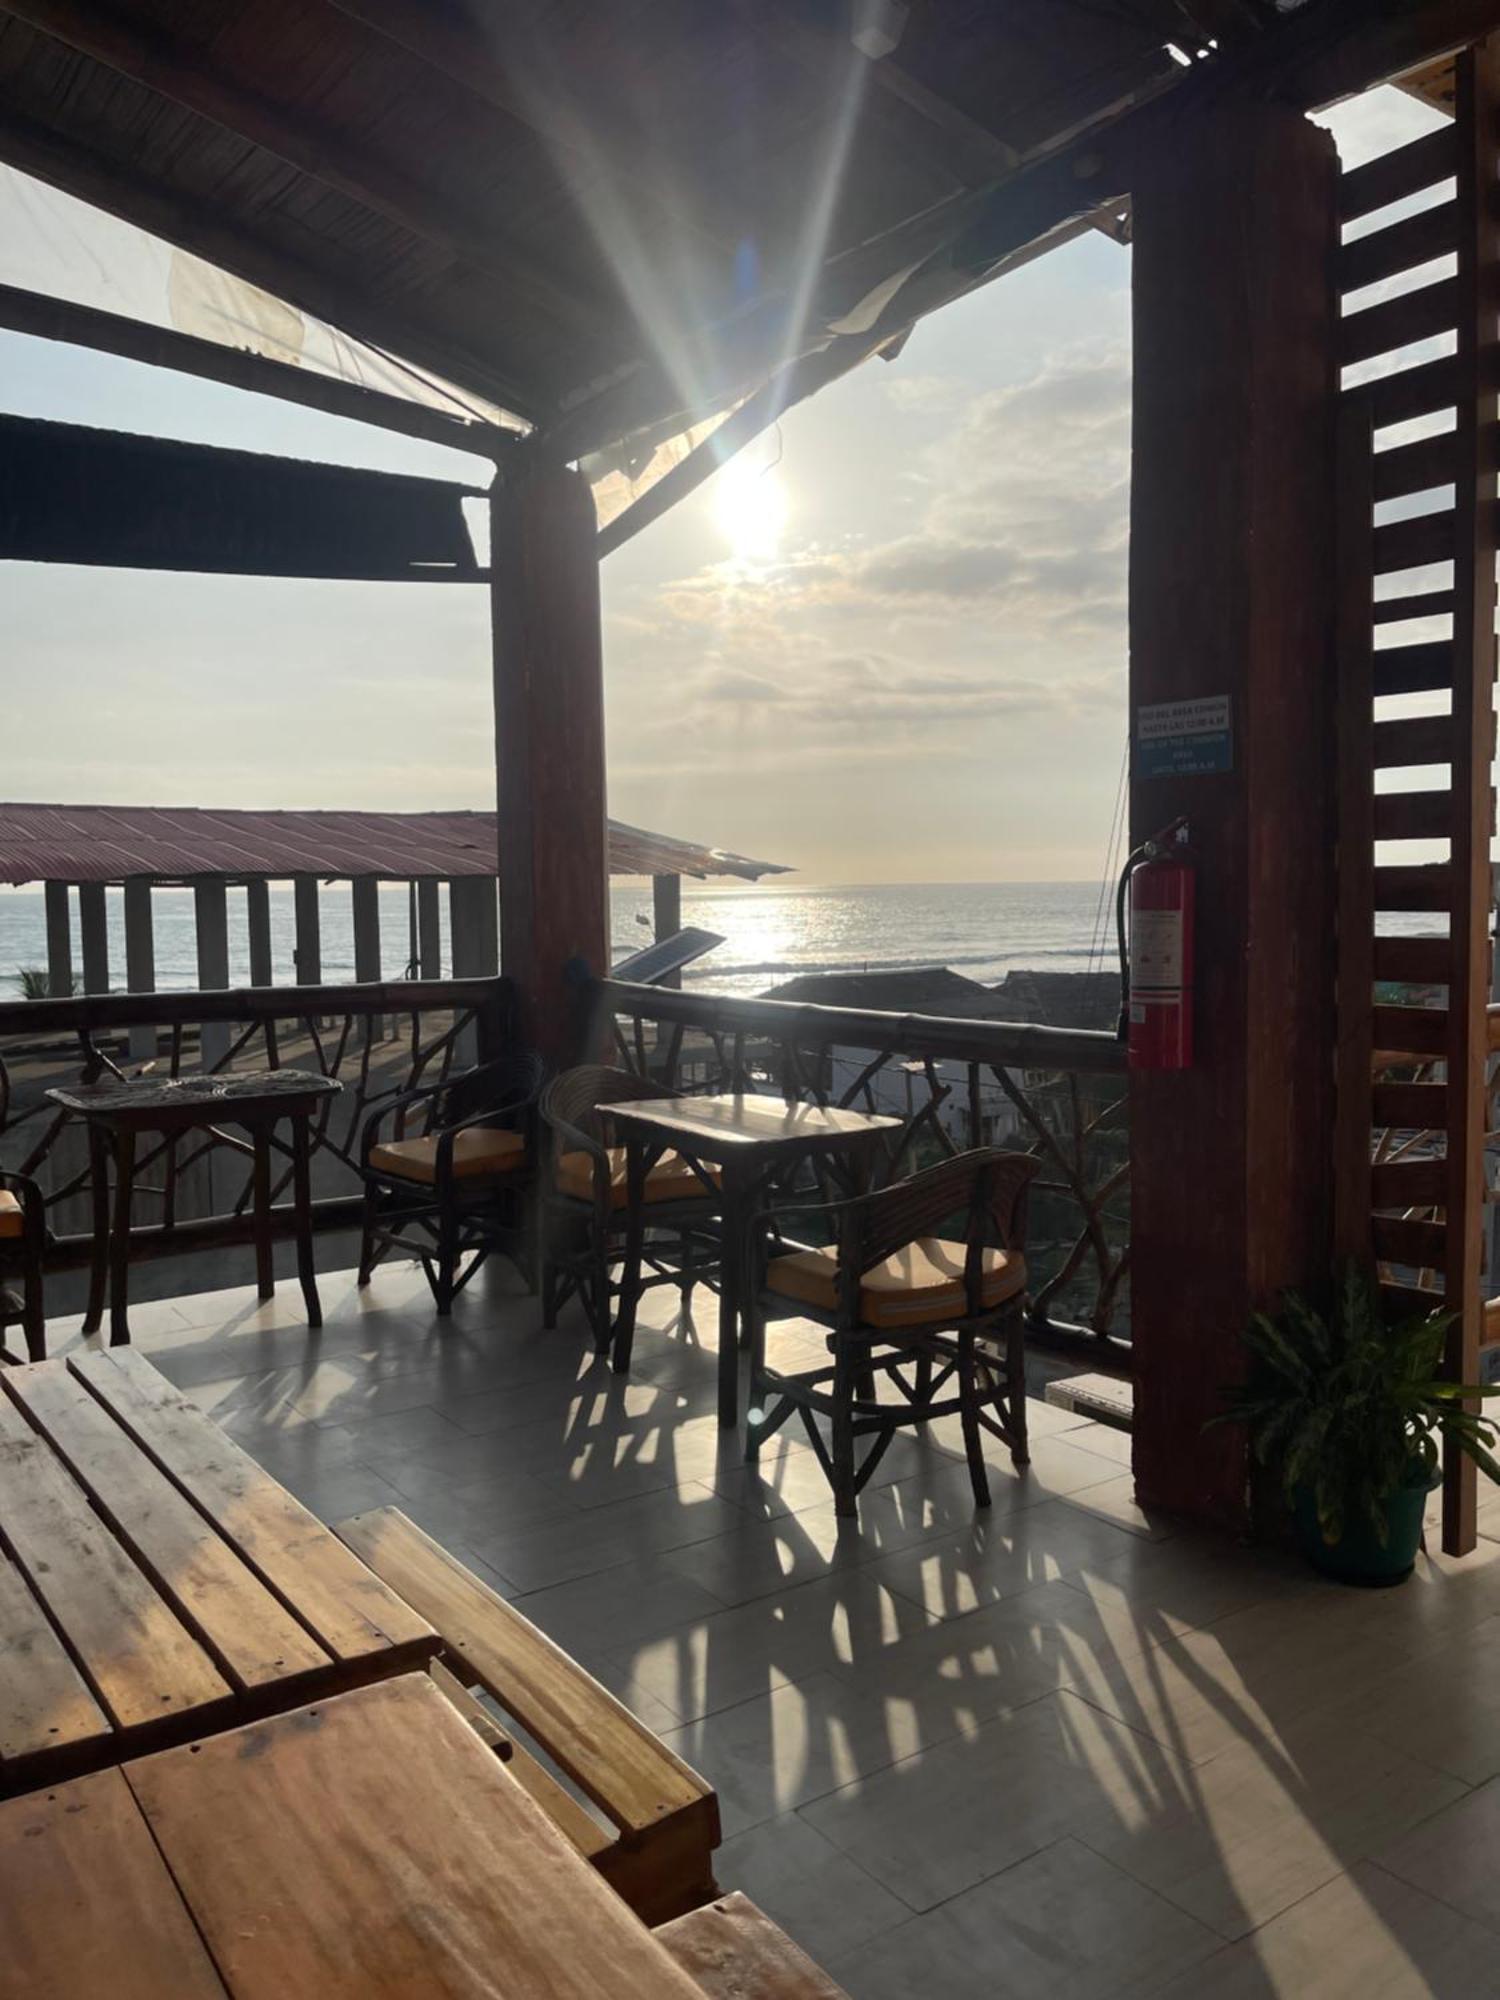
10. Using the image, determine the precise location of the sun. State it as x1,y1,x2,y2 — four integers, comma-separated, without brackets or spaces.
712,452,787,565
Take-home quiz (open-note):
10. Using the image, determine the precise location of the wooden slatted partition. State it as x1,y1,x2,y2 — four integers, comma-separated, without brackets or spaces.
1334,43,1499,1555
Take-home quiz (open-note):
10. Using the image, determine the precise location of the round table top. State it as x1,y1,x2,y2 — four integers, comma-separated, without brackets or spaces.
47,1069,342,1117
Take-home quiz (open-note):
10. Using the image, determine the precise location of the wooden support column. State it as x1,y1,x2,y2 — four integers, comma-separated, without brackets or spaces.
653,873,683,990
292,875,322,987
194,878,231,1070
1128,103,1338,1532
78,882,109,995
491,450,608,1061
417,878,442,978
44,879,72,997
122,877,156,1062
351,877,382,982
246,878,274,986
448,876,497,1065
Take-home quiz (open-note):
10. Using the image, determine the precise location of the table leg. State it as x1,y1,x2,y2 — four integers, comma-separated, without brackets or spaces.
291,1115,322,1328
108,1128,135,1347
717,1158,746,1430
611,1136,650,1376
252,1129,274,1300
82,1123,110,1335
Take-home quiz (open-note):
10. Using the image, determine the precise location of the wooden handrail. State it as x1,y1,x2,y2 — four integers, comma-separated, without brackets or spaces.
0,975,513,1038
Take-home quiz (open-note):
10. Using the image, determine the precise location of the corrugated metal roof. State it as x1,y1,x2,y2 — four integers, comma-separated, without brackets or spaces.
0,805,789,885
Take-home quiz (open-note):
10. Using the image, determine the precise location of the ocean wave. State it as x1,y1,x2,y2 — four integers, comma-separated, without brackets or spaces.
685,945,1109,980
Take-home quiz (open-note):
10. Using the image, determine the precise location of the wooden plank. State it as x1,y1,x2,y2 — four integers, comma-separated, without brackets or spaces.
1371,1004,1448,1056
0,1393,230,1739
1373,586,1455,626
1371,1156,1449,1207
1373,1079,1449,1126
1359,352,1464,431
69,1349,435,1671
1340,200,1460,293
0,1544,111,1792
1339,125,1455,221
335,1509,713,1840
124,1675,707,2000
1383,1278,1447,1318
1373,786,1454,841
1374,509,1459,576
1373,1213,1449,1267
1372,934,1452,983
1441,38,1499,1555
1341,274,1458,365
1372,712,1454,766
1373,862,1453,909
1371,638,1453,694
0,1768,228,1999
655,1892,851,1999
1372,428,1461,503
1335,399,1377,1262
5,1362,332,1697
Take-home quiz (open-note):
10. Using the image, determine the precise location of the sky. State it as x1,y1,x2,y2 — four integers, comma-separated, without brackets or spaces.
0,83,1438,888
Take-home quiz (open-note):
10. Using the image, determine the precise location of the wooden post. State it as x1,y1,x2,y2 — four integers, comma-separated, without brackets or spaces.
417,878,442,978
293,875,322,987
44,879,72,997
653,873,683,990
351,876,382,982
1128,103,1338,1532
122,877,156,1062
78,882,109,995
194,877,231,1070
246,878,274,986
491,450,608,1061
449,876,497,1065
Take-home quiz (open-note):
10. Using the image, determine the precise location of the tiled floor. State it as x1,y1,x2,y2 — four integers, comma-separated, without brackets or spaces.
49,1262,1500,1999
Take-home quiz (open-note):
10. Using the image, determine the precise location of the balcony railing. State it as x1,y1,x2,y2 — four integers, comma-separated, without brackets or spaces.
0,976,513,1273
599,978,1131,1355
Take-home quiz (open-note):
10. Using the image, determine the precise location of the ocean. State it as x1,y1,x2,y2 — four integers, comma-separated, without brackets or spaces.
0,879,1116,1003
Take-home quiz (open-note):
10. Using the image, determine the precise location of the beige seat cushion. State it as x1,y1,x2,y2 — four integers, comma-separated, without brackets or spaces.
0,1191,21,1240
767,1236,1026,1330
369,1127,526,1184
556,1146,718,1208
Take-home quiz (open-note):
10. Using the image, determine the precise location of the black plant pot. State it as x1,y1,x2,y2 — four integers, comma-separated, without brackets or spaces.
1291,1464,1440,1587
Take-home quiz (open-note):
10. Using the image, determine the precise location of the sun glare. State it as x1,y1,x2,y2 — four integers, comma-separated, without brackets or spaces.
712,454,787,565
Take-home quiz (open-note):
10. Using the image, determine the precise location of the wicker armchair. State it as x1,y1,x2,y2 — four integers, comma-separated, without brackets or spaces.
746,1148,1040,1518
356,1051,544,1314
538,1065,721,1357
0,1168,48,1362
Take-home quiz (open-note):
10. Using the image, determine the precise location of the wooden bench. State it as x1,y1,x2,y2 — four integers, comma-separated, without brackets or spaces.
336,1506,720,1924
655,1893,851,1998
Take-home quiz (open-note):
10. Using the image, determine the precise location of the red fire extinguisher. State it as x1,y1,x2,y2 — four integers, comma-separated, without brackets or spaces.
1117,819,1194,1071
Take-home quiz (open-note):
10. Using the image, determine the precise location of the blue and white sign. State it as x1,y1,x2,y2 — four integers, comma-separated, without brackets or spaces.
1136,695,1233,779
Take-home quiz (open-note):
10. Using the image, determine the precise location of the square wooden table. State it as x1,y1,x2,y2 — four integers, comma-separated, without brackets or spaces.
0,1674,708,1999
608,1093,901,1427
0,1349,435,1797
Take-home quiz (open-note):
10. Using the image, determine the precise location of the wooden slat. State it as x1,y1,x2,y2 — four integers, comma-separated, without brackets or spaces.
335,1508,713,1841
1339,125,1456,221
1341,275,1458,365
1373,862,1453,909
1373,510,1457,577
0,1769,229,2000
1372,428,1459,502
126,1675,707,2000
0,1394,231,1737
1371,1003,1448,1055
1372,712,1454,766
1371,638,1454,693
1372,934,1451,983
1373,585,1454,625
1356,351,1463,431
69,1349,434,1671
1372,1213,1448,1266
1382,1278,1447,1318
655,1893,851,1999
0,1545,111,1792
1371,1155,1449,1206
4,1362,332,1696
1340,200,1460,292
1372,1079,1448,1126
1373,786,1454,841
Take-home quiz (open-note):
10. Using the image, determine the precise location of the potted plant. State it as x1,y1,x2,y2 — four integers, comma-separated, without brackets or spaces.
1219,1264,1500,1585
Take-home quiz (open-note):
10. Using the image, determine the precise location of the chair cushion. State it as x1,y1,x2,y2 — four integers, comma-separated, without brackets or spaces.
368,1127,527,1184
555,1146,718,1208
0,1192,21,1240
767,1236,1026,1330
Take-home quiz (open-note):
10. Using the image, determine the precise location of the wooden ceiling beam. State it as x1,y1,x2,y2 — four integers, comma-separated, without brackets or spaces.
0,102,545,422
0,282,520,457
0,0,603,336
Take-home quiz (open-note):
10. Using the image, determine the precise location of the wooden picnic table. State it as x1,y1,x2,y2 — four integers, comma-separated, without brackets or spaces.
0,1349,436,1796
0,1673,708,1999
